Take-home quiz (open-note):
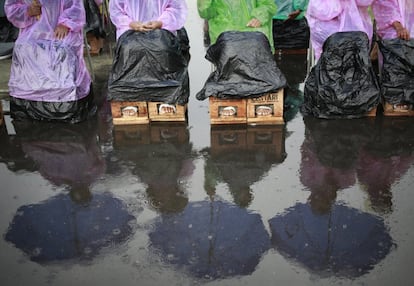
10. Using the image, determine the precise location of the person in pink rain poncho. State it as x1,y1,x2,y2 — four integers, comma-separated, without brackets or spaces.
306,0,374,61
5,0,95,123
372,0,414,110
107,0,189,113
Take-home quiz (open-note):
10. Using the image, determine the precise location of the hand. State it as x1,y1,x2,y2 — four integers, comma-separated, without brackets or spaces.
143,21,163,30
393,21,410,40
28,0,42,17
129,21,149,32
54,24,69,39
247,18,261,28
286,10,301,21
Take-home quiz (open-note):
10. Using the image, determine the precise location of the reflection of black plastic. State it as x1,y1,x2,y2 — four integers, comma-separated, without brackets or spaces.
108,29,190,105
196,31,286,100
302,32,380,119
84,0,105,38
272,18,310,50
378,38,414,105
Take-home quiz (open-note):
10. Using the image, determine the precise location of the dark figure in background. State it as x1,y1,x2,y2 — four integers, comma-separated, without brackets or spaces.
272,0,310,54
0,0,18,59
84,0,106,55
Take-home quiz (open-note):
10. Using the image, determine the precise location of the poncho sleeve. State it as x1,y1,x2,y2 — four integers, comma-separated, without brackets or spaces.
157,0,187,32
5,0,37,29
109,0,134,32
372,0,402,33
58,0,86,32
307,0,342,21
197,0,215,20
251,0,276,25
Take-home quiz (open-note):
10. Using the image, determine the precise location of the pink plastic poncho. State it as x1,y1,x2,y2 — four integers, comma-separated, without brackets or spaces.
306,0,374,60
5,0,91,102
109,0,188,40
373,0,414,39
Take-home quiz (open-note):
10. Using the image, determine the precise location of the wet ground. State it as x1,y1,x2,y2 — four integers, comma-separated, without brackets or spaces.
1,3,414,286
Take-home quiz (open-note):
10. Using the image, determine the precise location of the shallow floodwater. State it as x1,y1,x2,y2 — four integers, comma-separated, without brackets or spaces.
1,2,414,286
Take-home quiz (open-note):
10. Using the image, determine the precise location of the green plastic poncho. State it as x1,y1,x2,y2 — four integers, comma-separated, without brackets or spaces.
197,0,276,47
273,0,309,20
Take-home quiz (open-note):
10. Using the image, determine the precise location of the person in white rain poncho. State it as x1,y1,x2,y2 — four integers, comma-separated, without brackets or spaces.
107,0,190,112
5,0,94,123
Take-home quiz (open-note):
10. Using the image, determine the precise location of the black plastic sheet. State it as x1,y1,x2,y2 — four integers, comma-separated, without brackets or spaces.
10,92,96,124
196,31,286,100
272,18,310,50
378,38,414,105
302,31,380,119
108,29,190,105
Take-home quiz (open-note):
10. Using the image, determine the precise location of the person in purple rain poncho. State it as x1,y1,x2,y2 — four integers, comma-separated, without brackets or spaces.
107,0,189,113
306,0,374,61
5,0,95,123
372,0,414,112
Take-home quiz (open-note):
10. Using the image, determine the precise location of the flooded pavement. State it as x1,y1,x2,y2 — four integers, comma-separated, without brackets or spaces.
1,3,414,286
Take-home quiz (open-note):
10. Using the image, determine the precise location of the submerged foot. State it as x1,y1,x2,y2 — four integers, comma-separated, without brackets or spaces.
122,106,138,117
220,106,236,116
255,105,273,116
159,104,176,114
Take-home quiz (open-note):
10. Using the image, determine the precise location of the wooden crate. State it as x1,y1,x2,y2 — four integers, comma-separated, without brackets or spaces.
110,101,149,125
246,125,286,162
209,97,247,125
210,125,247,156
247,89,284,125
113,124,151,147
148,102,187,122
150,123,189,144
382,102,414,117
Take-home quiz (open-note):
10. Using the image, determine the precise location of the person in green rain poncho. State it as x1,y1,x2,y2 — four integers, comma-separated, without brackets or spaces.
197,0,277,48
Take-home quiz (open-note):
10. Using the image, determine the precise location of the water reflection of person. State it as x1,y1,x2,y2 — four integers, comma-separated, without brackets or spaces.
300,117,374,212
356,118,414,214
12,120,106,190
112,125,194,214
5,0,94,123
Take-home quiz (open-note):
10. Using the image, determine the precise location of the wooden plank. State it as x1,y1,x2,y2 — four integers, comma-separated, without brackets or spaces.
209,97,247,125
247,89,284,125
110,101,149,125
148,102,187,122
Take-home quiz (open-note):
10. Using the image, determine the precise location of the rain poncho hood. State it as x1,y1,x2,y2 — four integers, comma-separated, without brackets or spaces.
373,0,414,39
306,0,374,60
5,0,91,103
273,0,309,20
197,0,276,48
109,0,188,40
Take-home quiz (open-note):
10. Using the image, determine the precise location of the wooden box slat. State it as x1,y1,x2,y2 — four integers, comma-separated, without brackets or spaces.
209,97,247,125
247,90,284,125
148,102,187,122
110,101,149,125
